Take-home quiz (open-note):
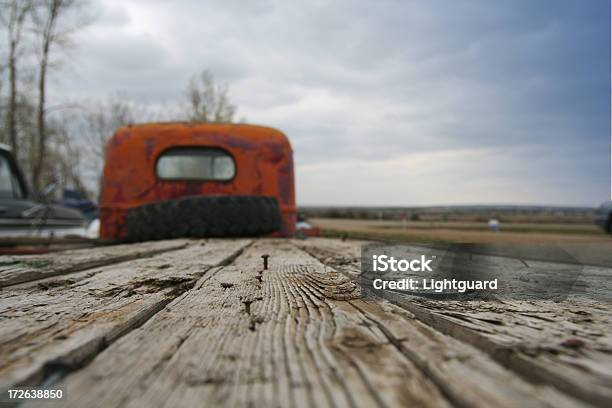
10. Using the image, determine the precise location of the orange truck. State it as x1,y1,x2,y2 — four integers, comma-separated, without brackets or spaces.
99,123,296,241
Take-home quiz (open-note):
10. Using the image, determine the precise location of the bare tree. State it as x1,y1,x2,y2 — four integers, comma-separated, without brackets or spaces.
0,0,32,156
186,69,236,123
82,97,134,183
30,0,89,191
52,113,87,195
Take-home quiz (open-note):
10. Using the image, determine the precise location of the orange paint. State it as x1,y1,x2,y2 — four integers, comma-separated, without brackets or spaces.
100,123,296,240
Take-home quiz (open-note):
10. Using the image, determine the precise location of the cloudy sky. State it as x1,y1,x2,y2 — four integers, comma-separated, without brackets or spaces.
52,0,610,207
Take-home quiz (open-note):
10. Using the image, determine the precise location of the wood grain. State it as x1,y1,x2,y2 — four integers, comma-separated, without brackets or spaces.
0,240,191,288
42,240,581,408
0,239,251,391
296,238,612,407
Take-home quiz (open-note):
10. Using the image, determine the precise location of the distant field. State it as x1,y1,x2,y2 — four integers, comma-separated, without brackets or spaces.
310,217,611,245
299,205,595,225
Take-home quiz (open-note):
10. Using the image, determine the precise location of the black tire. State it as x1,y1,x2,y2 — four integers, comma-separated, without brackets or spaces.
125,195,282,242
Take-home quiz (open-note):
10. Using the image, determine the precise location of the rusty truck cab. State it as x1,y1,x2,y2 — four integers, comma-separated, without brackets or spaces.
100,123,296,240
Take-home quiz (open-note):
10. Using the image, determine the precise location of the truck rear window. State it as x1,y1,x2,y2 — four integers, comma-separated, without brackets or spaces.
156,148,235,181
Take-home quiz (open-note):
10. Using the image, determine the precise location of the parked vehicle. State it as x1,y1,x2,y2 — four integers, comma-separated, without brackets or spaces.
296,213,320,237
100,123,296,241
594,201,612,233
0,144,86,238
57,189,98,222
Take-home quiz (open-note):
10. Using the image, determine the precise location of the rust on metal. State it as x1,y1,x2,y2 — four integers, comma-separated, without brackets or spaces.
261,254,270,270
99,123,296,240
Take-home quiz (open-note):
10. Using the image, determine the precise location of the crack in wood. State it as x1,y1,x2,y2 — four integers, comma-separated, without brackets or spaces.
296,238,612,408
0,240,253,393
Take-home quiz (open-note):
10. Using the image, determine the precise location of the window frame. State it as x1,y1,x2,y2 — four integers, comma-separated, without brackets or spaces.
154,146,237,182
0,150,27,199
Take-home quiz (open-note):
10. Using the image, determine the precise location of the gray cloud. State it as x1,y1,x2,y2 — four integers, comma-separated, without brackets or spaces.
51,0,610,206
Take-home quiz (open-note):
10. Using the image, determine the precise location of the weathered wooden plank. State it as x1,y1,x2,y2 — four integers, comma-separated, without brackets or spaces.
297,238,612,407
347,299,585,408
388,296,612,408
38,240,446,407
0,239,251,391
0,240,191,288
523,260,612,302
45,240,581,407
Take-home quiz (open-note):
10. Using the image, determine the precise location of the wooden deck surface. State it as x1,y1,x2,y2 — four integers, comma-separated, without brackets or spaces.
0,238,610,407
